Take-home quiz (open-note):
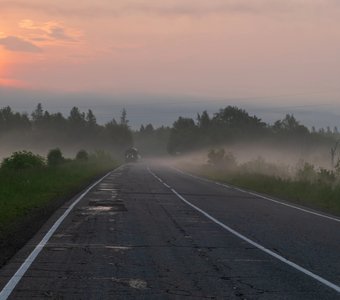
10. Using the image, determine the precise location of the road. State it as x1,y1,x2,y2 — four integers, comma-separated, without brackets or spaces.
0,163,339,299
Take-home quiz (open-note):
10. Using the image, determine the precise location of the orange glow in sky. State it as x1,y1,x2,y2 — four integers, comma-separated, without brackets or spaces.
0,0,340,105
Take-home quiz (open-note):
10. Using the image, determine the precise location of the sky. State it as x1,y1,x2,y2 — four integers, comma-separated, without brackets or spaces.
0,0,340,127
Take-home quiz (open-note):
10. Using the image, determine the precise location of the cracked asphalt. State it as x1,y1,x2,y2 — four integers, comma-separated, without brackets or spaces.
0,163,339,299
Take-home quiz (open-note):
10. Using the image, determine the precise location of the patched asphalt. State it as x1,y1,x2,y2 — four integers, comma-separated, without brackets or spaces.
0,163,339,299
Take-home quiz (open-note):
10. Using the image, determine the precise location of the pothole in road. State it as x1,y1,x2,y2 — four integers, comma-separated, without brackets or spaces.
48,247,68,251
93,277,148,290
105,246,131,252
129,279,148,290
88,200,127,211
87,206,112,212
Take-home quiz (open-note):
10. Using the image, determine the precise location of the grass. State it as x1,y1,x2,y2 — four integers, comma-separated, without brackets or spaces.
192,166,340,217
0,158,119,237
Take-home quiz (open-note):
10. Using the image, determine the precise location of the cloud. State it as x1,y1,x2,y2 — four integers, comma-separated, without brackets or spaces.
0,36,42,52
48,26,75,41
2,0,340,18
19,19,79,42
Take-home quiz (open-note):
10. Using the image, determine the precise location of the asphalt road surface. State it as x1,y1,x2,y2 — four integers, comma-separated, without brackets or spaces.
0,163,339,299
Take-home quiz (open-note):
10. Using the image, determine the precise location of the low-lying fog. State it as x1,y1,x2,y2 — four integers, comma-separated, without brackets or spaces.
149,142,336,177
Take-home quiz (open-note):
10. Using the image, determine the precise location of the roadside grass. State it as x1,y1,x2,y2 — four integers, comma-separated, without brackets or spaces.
0,158,119,238
191,166,340,217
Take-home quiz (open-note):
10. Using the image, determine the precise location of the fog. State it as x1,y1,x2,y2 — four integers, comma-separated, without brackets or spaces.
148,140,336,181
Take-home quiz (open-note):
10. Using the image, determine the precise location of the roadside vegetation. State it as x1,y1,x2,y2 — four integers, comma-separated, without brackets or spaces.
0,149,118,265
187,149,340,216
1,103,340,218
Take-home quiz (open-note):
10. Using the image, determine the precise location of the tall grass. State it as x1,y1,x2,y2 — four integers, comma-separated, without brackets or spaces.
0,156,118,236
189,150,340,216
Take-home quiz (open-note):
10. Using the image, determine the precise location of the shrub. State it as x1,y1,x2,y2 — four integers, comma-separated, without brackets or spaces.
296,162,316,182
1,151,45,170
47,148,64,167
208,148,237,171
208,148,225,166
91,150,113,162
317,168,336,185
76,150,89,161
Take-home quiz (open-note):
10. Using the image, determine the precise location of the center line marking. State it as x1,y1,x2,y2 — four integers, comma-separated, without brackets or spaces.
147,166,340,294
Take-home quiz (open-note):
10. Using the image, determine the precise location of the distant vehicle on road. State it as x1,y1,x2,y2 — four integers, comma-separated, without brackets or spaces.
125,147,139,162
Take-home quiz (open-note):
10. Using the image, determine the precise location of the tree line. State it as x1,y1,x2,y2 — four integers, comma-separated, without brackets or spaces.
1,104,339,159
0,104,132,156
167,106,340,155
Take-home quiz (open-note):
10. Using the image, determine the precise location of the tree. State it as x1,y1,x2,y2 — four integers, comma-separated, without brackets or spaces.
105,116,133,151
69,107,85,125
213,106,265,130
167,117,198,154
31,103,44,122
144,124,154,134
197,110,210,129
0,106,31,132
273,114,309,136
120,108,128,126
86,109,97,128
47,148,64,166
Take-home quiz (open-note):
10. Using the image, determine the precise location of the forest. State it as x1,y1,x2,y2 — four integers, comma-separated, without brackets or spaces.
0,104,339,166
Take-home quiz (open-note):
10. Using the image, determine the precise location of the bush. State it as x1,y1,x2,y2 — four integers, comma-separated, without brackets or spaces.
76,150,89,161
208,148,226,166
317,168,336,185
47,148,64,167
1,151,45,170
91,150,113,162
296,162,316,182
207,148,237,171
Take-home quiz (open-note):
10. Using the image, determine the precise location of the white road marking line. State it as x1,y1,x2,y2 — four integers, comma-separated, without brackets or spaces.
148,167,340,294
0,170,116,300
172,167,340,223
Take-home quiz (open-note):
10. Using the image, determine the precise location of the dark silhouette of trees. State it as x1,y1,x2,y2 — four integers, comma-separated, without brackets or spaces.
105,110,133,152
167,106,269,154
134,125,171,156
167,117,198,154
86,109,97,129
167,106,338,155
0,104,134,158
0,106,31,132
0,103,339,159
273,114,309,136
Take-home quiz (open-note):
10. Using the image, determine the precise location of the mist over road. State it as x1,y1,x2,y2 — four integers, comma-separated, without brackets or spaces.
0,163,339,299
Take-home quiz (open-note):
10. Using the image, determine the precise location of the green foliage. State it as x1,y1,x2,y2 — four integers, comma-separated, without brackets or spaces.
240,156,289,178
296,162,316,182
207,148,237,170
90,150,114,163
76,150,89,161
1,151,45,170
47,148,64,167
317,168,336,185
208,148,225,166
197,154,340,215
0,153,119,239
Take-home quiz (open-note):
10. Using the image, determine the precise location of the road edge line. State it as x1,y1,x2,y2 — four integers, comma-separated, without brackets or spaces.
0,169,117,300
171,166,340,223
148,166,340,294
